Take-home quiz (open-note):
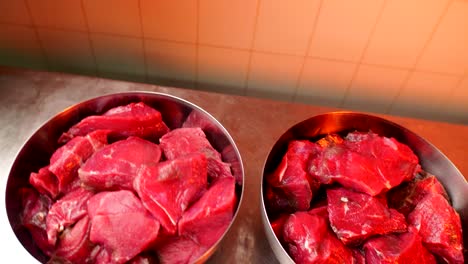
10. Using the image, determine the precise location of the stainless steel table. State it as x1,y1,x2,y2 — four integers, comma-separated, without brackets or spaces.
1,67,467,263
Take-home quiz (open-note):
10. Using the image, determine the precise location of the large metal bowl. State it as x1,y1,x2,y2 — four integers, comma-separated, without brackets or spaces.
260,111,468,263
5,91,244,263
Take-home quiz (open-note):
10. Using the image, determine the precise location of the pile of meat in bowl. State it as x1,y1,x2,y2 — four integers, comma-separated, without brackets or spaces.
6,92,244,264
261,112,467,264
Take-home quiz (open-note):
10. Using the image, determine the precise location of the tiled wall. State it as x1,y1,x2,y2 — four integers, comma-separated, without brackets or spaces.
0,0,467,124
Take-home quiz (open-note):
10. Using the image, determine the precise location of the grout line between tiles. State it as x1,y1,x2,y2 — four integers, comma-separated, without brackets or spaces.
385,0,454,114
23,0,50,71
195,0,200,89
339,0,388,108
79,0,99,76
292,0,324,102
242,0,262,96
137,0,148,82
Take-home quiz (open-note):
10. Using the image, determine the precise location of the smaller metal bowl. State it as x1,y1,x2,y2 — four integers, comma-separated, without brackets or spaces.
260,111,468,263
5,91,244,263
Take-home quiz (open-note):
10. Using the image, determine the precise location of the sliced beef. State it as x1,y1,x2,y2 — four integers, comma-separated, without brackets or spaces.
46,188,94,246
20,188,54,257
408,193,464,264
178,177,236,248
364,226,436,263
283,210,354,263
160,127,232,181
327,188,407,245
29,166,59,199
59,102,169,143
309,131,420,196
49,130,108,193
53,215,94,264
88,190,160,264
79,137,161,191
134,153,208,234
266,140,321,213
388,173,448,216
156,236,205,264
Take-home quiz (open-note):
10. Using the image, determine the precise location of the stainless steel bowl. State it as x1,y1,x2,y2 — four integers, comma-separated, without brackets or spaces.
5,91,244,263
260,111,468,263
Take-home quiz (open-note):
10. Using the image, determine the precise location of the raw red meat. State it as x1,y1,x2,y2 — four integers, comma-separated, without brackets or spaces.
327,188,407,245
156,235,206,264
49,130,108,193
160,127,232,181
309,132,420,196
352,249,366,264
178,177,236,248
46,188,94,246
364,226,436,263
408,193,464,264
270,214,290,242
266,140,321,213
128,254,158,264
134,153,208,234
59,102,169,143
20,188,54,257
53,215,94,264
29,166,59,199
388,173,448,216
182,110,219,138
283,210,354,263
88,190,160,264
79,136,161,191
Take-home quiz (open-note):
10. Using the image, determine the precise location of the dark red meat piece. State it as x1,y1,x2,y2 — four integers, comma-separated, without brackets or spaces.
266,140,321,213
408,193,464,264
182,110,220,138
46,187,94,246
364,226,436,264
88,190,160,264
128,254,158,264
20,188,54,256
178,177,236,248
388,173,448,216
283,210,354,263
134,153,208,234
309,131,420,196
327,188,407,245
156,236,206,264
160,127,232,181
79,136,161,191
29,166,59,199
270,214,290,242
53,215,94,264
49,130,108,193
59,102,169,143
352,249,366,264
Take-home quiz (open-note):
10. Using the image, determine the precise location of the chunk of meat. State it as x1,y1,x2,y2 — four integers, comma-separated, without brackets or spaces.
20,188,54,257
178,177,236,248
128,254,158,264
364,226,436,264
266,140,321,213
408,193,464,264
309,132,420,196
29,166,59,199
59,102,169,143
53,216,94,264
46,188,94,246
327,188,407,245
283,210,354,263
49,130,108,192
160,127,232,181
134,153,208,234
88,190,160,264
182,110,220,139
388,173,448,216
270,214,290,243
155,236,206,264
79,137,161,191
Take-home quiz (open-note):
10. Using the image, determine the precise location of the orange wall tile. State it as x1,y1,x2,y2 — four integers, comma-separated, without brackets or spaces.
0,0,466,123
